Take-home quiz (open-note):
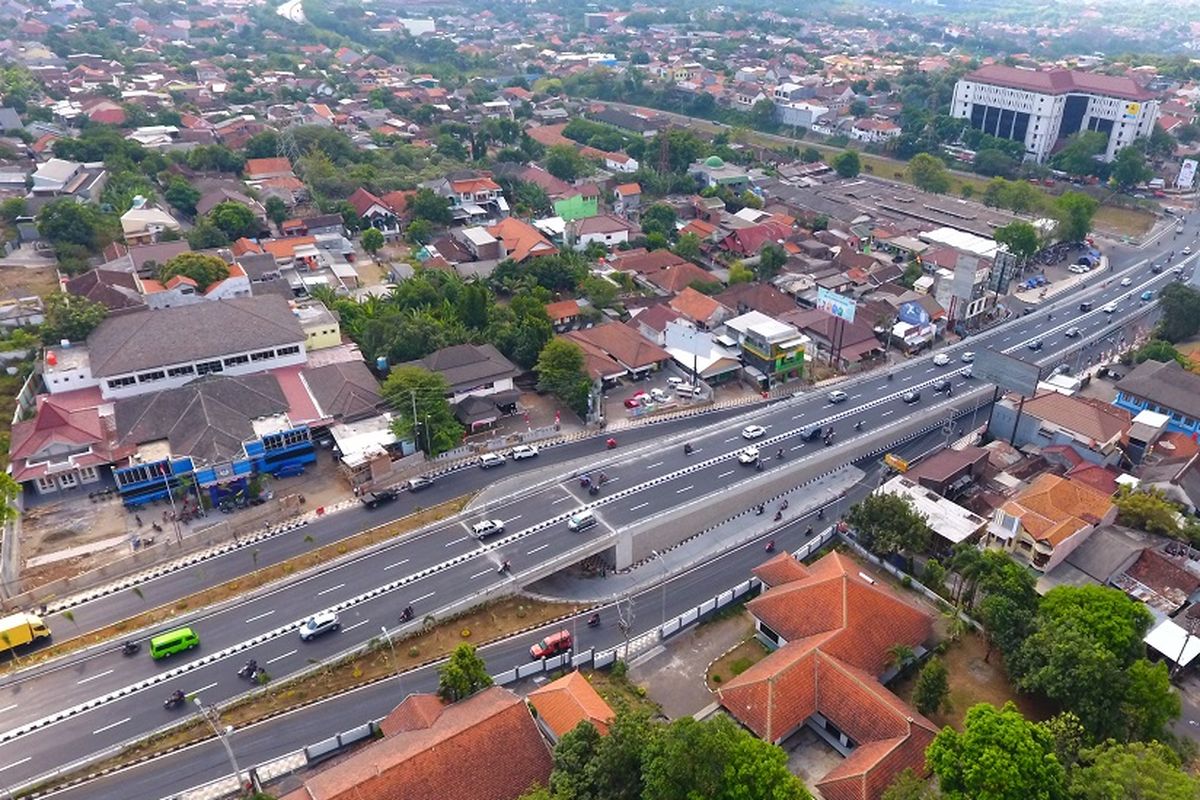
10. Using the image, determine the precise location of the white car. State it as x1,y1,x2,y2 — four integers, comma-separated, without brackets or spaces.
471,519,505,539
479,452,506,469
665,376,684,387
511,444,539,460
675,383,703,397
737,446,760,464
649,388,670,403
1102,302,1118,313
961,352,975,364
299,611,341,641
1185,246,1193,255
827,390,848,404
742,424,766,440
933,353,950,366
1120,277,1132,286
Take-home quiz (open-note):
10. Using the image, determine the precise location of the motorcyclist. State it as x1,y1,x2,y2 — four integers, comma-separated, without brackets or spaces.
684,442,693,455
776,448,784,459
401,605,414,622
855,419,863,431
169,689,185,705
588,613,600,627
774,510,783,521
765,540,776,553
499,560,511,573
780,499,789,511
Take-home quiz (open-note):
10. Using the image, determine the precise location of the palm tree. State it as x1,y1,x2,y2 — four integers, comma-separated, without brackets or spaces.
888,644,915,672
950,545,988,609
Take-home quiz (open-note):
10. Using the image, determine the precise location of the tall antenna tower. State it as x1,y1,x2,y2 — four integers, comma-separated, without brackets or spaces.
277,123,302,165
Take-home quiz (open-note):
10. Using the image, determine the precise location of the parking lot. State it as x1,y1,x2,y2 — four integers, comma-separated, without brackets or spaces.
603,372,709,423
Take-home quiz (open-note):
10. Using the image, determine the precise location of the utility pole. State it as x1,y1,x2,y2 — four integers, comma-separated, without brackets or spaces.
193,697,256,795
380,625,402,684
617,595,634,662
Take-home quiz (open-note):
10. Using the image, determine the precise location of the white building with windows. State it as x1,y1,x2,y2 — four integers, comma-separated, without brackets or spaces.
950,65,1158,163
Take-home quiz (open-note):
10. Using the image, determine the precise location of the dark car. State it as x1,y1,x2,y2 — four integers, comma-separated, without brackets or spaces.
1152,263,1164,274
1064,327,1081,338
933,379,952,394
1027,339,1044,351
903,390,921,404
359,488,399,509
800,427,823,442
1078,301,1093,312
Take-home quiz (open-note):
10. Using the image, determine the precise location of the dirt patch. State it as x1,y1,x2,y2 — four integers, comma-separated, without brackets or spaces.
10,498,470,670
707,637,768,690
0,261,57,299
1094,204,1155,238
891,631,1053,729
20,495,133,579
581,665,663,718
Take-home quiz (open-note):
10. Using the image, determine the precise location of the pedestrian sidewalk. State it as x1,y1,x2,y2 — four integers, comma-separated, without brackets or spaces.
527,466,864,604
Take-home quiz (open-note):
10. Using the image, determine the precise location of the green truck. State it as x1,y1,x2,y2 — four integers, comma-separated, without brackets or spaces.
0,613,51,653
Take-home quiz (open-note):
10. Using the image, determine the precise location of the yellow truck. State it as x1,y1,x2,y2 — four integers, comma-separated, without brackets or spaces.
0,613,51,653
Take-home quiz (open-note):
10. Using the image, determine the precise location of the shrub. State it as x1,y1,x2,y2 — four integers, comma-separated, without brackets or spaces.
711,673,723,683
408,646,420,658
611,660,628,679
901,575,913,589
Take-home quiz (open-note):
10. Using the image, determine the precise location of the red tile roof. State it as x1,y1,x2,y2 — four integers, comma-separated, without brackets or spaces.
244,157,294,178
487,217,556,263
9,396,119,483
644,261,719,294
965,64,1154,101
527,671,615,738
281,687,551,800
565,322,669,372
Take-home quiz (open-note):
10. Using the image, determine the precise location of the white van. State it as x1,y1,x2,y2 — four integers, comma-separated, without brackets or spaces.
567,509,598,532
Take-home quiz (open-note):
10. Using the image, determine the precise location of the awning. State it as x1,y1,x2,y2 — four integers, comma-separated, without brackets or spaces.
1145,618,1200,668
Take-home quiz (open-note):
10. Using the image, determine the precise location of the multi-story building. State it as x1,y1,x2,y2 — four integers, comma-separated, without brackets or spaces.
425,172,509,224
722,311,808,389
951,64,1158,163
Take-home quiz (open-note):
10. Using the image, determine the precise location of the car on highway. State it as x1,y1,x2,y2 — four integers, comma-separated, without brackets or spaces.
1027,339,1044,351
827,390,848,404
511,444,539,460
479,452,506,469
1064,327,1081,338
567,509,597,532
1185,246,1193,255
1120,277,1132,286
737,446,760,465
530,629,572,660
742,424,766,440
471,519,506,539
800,427,822,442
405,475,434,492
359,488,399,509
933,379,952,394
903,390,921,404
933,353,950,366
1079,301,1093,312
1141,290,1154,301
299,611,341,641
1102,302,1118,313
961,352,975,363
961,366,973,379
1152,263,1164,274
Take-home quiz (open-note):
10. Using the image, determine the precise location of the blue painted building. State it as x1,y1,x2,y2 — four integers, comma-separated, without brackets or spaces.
1113,359,1200,437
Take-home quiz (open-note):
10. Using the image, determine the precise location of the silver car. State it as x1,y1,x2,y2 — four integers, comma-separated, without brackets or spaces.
299,611,341,641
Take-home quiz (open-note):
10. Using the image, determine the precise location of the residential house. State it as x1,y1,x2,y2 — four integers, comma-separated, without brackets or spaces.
903,446,990,499
347,186,407,240
487,217,556,263
99,240,191,278
243,157,295,182
778,308,883,369
849,117,901,144
604,152,638,173
718,551,937,800
527,671,616,742
544,299,581,331
714,282,796,318
988,392,1131,468
404,343,520,428
987,473,1117,573
553,186,600,222
120,201,182,246
293,300,341,350
427,172,509,225
878,475,989,552
9,396,119,496
564,322,671,383
723,311,809,389
613,183,641,216
570,214,636,251
1115,359,1200,437
588,107,661,137
641,260,719,296
669,286,729,330
195,187,267,222
302,360,384,423
278,687,552,800
64,269,147,315
626,304,681,346
30,158,107,201
717,219,793,258
661,320,744,384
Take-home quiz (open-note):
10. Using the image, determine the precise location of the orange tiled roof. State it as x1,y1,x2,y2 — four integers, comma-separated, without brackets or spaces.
450,176,501,194
614,182,641,196
230,237,263,256
527,671,615,738
487,217,556,263
261,236,317,261
544,299,580,320
244,156,293,177
1000,472,1114,547
669,286,725,323
753,552,812,588
1023,392,1131,445
644,261,718,294
565,322,669,371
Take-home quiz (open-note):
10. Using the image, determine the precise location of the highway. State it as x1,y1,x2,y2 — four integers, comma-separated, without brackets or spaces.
6,221,1198,794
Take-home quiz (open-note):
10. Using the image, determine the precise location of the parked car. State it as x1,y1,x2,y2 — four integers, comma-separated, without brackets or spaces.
675,383,703,397
405,476,434,492
530,630,572,660
742,424,766,440
479,452,506,469
359,488,399,509
737,446,760,465
903,391,921,404
623,396,642,409
665,376,684,387
933,353,950,366
471,519,505,539
1053,363,1072,375
827,390,848,404
273,464,305,479
961,366,973,379
299,611,341,641
649,388,670,403
511,444,539,460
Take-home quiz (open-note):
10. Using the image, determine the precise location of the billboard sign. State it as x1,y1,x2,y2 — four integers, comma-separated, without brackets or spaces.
816,287,857,324
973,348,1041,397
1178,159,1198,191
897,300,930,327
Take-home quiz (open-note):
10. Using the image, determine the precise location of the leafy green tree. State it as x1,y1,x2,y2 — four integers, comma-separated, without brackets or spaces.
41,293,107,344
973,148,1019,178
545,144,589,182
926,702,1067,800
410,187,453,225
800,147,822,163
1109,147,1153,190
360,227,384,257
457,281,490,329
186,219,229,249
159,253,230,292
381,366,463,455
206,201,259,240
729,261,754,284
580,275,618,310
1119,658,1180,743
673,232,701,261
640,203,677,238
0,197,26,222
1113,487,1181,536
186,145,244,174
751,99,777,129
536,339,591,418
1132,339,1186,365
550,710,655,800
846,492,931,560
974,549,1039,662
1053,131,1108,178
882,769,940,800
1053,192,1099,243
908,153,952,193
993,221,1041,264
36,198,119,253
913,657,950,715
756,243,788,282
101,169,157,214
1156,283,1200,342
1067,740,1200,800
436,643,492,702
264,195,288,227
406,218,434,245
163,177,201,216
833,150,861,178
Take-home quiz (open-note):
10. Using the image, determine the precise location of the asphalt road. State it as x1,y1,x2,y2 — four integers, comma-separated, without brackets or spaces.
9,225,1200,792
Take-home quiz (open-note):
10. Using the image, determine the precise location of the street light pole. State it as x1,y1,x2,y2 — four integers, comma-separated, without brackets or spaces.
193,697,253,795
651,550,667,628
380,625,402,685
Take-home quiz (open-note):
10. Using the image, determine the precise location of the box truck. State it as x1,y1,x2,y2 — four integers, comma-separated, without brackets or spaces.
0,613,51,653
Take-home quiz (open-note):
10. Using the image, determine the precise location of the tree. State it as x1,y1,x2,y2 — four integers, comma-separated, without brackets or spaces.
973,149,1019,179
159,253,230,292
975,550,1039,663
406,218,434,245
409,187,453,225
264,195,288,227
1119,658,1180,743
381,366,463,456
0,197,26,222
882,769,940,800
436,643,492,702
846,493,931,560
186,219,229,249
36,198,119,253
536,339,592,419
751,98,777,129
360,227,384,257
1132,339,1186,366
243,131,280,159
1053,131,1108,178
673,232,701,261
1110,146,1153,190
163,177,201,216
729,261,754,284
800,147,822,164
1156,283,1200,342
913,657,950,715
0,472,19,525
756,243,788,282
994,221,1041,264
1114,487,1182,536
1053,192,1099,243
926,702,1066,800
206,201,259,240
833,150,861,178
908,153,952,193
640,203,677,239
41,293,107,344
549,710,655,800
1067,740,1200,800
545,144,589,182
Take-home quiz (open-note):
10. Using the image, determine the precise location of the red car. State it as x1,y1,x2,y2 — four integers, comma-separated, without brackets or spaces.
623,391,648,409
530,629,573,659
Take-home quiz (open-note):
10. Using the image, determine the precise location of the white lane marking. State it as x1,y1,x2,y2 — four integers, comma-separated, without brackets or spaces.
850,394,862,400
881,409,895,417
646,461,663,469
676,485,694,494
791,444,804,451
503,515,522,524
0,757,30,772
0,704,16,714
411,591,435,603
724,436,738,442
444,535,468,547
552,496,572,504
384,558,409,571
901,374,914,381
342,620,370,633
316,583,345,596
77,669,114,685
267,649,296,665
630,502,649,512
924,367,935,373
92,717,130,736
792,413,804,420
528,543,550,555
470,568,492,579
193,681,219,695
245,610,276,624
717,470,734,478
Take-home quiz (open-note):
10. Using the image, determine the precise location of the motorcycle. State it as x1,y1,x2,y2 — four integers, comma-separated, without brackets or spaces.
806,526,814,536
589,484,600,496
579,475,591,488
164,691,186,710
817,507,825,520
121,641,140,656
765,540,776,553
587,613,601,628
498,560,512,574
755,504,765,516
823,435,833,447
887,373,894,381
400,605,414,623
780,499,788,511
606,438,617,450
854,420,863,431
684,443,693,455
774,510,783,522
755,461,764,472
776,449,784,460
237,661,259,680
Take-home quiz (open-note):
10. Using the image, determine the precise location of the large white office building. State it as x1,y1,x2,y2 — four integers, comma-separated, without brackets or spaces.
951,65,1158,163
